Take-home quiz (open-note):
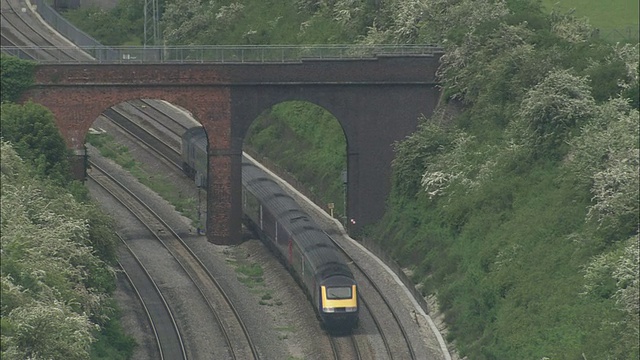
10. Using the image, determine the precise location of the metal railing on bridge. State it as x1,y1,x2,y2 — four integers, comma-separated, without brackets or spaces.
3,0,441,63
1,44,443,63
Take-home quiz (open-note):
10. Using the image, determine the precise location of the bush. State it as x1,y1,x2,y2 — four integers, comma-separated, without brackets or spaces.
0,55,35,103
0,102,72,185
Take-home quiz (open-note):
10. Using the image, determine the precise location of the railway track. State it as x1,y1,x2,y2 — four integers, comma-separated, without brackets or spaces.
116,104,377,360
0,0,89,61
115,234,186,360
329,334,363,360
89,160,260,360
101,106,183,168
330,234,417,360
100,110,377,360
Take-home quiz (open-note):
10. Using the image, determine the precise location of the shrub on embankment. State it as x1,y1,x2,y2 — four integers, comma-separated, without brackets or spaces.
1,58,135,359
61,0,639,357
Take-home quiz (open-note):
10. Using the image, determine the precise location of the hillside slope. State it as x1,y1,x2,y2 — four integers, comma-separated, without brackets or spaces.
62,0,639,358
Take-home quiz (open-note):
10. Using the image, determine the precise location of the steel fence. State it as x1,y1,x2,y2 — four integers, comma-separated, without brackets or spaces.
12,0,443,63
1,44,443,63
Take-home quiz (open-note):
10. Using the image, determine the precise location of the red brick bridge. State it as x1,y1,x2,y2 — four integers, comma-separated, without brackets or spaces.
23,54,443,245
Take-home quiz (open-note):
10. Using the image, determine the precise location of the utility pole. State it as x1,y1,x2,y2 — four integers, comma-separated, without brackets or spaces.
143,0,160,46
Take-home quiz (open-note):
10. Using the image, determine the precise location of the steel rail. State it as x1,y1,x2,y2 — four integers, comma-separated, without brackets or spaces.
89,160,260,360
114,234,184,360
329,233,417,360
89,175,187,360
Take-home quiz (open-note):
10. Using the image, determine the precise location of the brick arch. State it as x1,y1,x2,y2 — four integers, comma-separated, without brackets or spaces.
24,85,235,244
24,56,442,245
230,82,441,239
22,86,228,150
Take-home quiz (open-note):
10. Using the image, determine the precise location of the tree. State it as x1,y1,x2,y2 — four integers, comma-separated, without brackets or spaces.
162,0,243,44
0,101,72,184
569,97,639,237
0,55,35,104
2,300,97,360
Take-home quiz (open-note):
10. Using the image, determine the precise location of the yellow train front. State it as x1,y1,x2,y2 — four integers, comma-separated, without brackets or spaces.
317,274,359,330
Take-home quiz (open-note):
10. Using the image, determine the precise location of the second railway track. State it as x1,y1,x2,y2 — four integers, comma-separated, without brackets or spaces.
116,234,186,360
89,159,260,360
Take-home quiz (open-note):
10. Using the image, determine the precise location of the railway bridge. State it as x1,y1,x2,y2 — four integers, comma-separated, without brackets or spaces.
20,46,443,245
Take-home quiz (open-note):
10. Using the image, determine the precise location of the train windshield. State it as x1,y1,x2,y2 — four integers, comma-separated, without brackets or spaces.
326,286,352,299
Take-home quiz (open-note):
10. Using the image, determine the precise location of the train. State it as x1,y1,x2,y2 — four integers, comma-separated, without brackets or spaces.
181,126,359,331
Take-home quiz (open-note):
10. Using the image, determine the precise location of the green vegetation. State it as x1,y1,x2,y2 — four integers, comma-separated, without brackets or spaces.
45,0,640,358
0,54,35,103
0,141,133,359
226,248,283,306
236,262,264,282
1,63,135,357
86,132,200,226
541,0,639,42
61,0,145,45
1,101,73,186
246,101,347,218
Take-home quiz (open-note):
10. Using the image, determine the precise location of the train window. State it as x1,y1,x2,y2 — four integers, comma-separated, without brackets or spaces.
326,287,352,299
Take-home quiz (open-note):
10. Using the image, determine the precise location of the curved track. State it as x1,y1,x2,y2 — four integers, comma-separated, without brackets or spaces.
115,234,186,360
330,234,417,360
1,0,89,60
1,4,449,358
89,160,260,360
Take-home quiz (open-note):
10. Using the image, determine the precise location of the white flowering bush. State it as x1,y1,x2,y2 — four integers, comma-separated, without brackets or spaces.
508,69,596,155
567,98,639,231
332,0,363,26
2,300,97,360
589,148,639,226
583,235,639,335
163,0,245,44
420,131,502,200
1,142,114,359
419,0,509,42
356,0,509,45
608,43,639,91
549,10,593,44
439,23,541,103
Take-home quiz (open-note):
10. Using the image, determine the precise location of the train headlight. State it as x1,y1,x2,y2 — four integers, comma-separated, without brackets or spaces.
345,306,357,312
322,307,336,313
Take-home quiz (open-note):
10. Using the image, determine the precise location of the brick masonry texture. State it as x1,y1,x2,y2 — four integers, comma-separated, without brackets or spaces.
24,55,442,245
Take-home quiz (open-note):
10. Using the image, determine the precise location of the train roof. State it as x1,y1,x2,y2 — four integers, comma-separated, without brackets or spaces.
305,242,353,279
242,163,301,216
183,126,207,143
242,160,353,279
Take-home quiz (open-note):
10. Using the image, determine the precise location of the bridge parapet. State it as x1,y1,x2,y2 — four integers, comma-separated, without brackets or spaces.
21,51,442,245
1,44,443,64
30,55,441,86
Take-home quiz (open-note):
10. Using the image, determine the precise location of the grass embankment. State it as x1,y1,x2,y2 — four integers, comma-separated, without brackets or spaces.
87,132,200,226
246,101,347,219
376,157,635,358
541,0,639,42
